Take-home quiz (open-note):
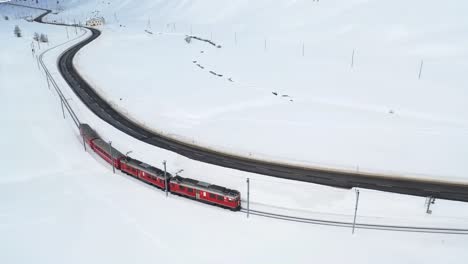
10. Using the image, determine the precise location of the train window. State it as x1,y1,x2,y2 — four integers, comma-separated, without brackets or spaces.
180,186,185,191
217,195,224,201
209,193,215,199
203,192,206,197
188,188,193,193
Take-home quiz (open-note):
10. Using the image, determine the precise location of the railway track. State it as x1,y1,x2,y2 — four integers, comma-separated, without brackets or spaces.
240,208,468,235
10,2,468,203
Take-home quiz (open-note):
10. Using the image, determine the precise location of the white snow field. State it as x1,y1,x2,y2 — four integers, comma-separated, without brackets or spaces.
2,2,468,263
41,0,468,182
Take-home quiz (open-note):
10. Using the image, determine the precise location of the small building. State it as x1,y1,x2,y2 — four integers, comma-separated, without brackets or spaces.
86,17,105,27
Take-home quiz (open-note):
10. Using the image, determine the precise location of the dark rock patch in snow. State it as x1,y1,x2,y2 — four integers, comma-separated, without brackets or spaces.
185,35,221,48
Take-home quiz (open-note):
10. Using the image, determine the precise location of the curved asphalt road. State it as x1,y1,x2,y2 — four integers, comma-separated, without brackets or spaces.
31,8,468,202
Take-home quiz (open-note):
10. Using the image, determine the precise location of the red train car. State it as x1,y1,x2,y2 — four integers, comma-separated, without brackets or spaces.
78,124,242,211
91,138,125,169
79,124,124,168
121,157,168,189
169,176,241,210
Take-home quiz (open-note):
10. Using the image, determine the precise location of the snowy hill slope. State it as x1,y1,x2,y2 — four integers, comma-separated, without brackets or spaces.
30,0,468,181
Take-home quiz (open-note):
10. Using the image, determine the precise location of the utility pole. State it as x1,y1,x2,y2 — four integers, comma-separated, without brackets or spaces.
109,141,115,174
74,19,77,34
302,42,305,57
246,178,250,218
46,73,50,90
60,97,65,119
82,134,87,151
426,196,436,214
175,169,184,176
125,151,132,161
351,49,355,68
66,26,69,39
61,98,65,119
163,160,168,197
352,189,360,234
60,98,71,119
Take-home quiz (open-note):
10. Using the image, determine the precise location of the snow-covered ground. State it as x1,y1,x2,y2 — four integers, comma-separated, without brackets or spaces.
38,0,468,182
2,2,468,263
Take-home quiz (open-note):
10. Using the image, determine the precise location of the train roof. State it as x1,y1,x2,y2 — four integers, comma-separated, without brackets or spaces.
122,157,170,177
172,176,240,198
79,123,100,140
92,138,125,159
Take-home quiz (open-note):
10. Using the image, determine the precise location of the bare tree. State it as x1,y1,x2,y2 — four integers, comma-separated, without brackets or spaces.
33,32,40,41
14,25,22,37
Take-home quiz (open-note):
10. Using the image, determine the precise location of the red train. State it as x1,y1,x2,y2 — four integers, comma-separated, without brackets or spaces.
79,124,241,210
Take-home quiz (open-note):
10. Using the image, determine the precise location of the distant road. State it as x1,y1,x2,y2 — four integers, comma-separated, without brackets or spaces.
19,3,468,202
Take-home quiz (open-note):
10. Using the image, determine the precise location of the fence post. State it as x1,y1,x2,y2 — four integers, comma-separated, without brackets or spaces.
418,60,424,80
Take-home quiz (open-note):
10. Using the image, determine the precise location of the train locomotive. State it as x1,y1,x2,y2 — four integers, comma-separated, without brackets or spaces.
79,124,241,211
